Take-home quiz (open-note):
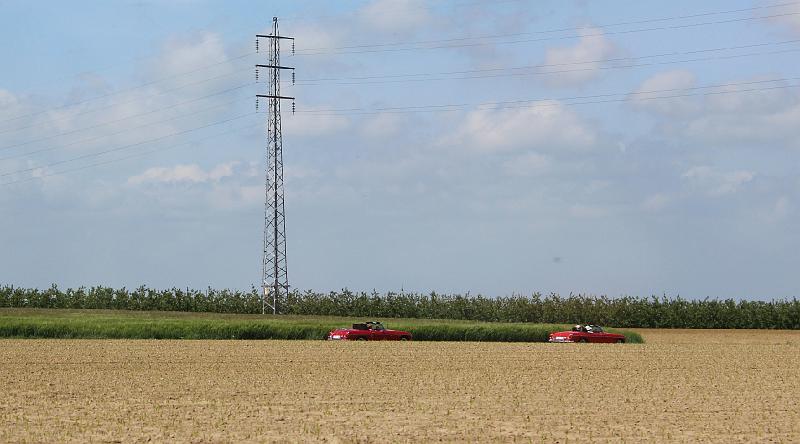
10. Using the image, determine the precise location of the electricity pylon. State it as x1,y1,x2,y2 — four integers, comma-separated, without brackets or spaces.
256,17,294,315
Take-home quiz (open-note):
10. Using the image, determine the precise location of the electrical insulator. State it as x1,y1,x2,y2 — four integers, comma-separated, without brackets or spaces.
292,71,295,85
292,100,296,115
256,39,259,52
292,41,295,55
256,99,259,112
255,68,259,81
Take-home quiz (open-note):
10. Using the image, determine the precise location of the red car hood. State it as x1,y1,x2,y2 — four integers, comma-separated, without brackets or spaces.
330,328,401,334
549,330,625,338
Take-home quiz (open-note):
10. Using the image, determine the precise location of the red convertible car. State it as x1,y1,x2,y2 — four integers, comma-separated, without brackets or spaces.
548,325,626,343
327,321,412,341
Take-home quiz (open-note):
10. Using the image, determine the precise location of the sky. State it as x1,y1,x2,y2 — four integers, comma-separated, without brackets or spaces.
1,0,799,299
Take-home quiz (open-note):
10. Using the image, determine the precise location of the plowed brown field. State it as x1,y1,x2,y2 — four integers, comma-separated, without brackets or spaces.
2,330,799,442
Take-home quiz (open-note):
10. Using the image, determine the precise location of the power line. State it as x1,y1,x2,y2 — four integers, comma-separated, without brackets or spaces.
0,121,261,187
292,10,800,56
280,0,531,25
0,97,245,162
0,68,255,137
0,83,254,152
293,47,800,88
293,1,800,54
0,51,257,128
0,2,529,130
3,2,795,130
0,113,254,179
7,10,268,94
294,39,800,85
3,3,794,130
7,81,797,185
18,83,789,180
295,77,800,116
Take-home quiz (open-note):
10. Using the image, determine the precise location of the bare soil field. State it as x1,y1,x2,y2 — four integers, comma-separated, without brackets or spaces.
1,330,799,442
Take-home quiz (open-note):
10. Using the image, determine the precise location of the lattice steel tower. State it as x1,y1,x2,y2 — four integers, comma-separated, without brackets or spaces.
256,18,294,314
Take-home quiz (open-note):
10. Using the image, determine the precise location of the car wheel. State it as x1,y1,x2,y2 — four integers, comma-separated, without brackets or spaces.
616,339,625,344
578,338,588,343
357,337,367,341
400,337,409,341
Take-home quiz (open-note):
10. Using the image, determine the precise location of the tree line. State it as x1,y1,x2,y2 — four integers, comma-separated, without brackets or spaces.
1,285,798,329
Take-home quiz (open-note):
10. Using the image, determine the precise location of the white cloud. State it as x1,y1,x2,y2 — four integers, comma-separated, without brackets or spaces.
290,22,345,54
358,0,432,34
636,70,695,91
0,89,31,135
360,113,404,139
682,166,755,197
241,161,260,178
284,165,320,182
703,78,795,114
207,183,263,209
123,161,268,211
642,193,673,212
503,152,551,176
0,29,247,183
0,89,18,108
569,203,608,218
683,99,800,147
24,165,73,199
151,33,232,81
765,2,800,35
128,161,239,185
442,102,599,153
284,107,350,137
629,70,698,116
634,72,800,148
772,195,791,219
541,26,616,87
125,161,324,210
753,195,793,224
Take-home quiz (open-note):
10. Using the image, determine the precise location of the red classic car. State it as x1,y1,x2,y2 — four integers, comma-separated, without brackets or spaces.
548,325,626,343
327,321,412,341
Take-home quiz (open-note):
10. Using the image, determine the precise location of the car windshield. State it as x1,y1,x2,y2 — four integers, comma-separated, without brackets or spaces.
588,326,603,333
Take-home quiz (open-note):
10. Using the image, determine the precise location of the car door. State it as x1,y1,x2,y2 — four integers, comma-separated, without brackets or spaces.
600,332,618,343
592,332,608,343
587,331,608,343
583,331,600,344
376,327,391,340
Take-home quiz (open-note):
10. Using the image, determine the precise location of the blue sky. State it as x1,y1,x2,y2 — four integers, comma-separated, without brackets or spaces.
1,0,799,299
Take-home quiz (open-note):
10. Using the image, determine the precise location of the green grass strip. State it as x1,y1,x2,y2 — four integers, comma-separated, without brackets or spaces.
0,309,643,343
